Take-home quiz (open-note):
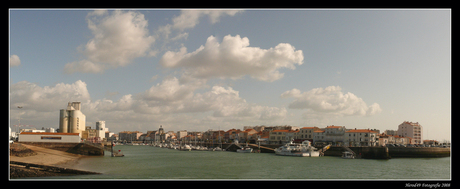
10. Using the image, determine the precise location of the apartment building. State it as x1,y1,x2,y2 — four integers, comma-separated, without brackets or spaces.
344,129,379,146
324,125,347,145
297,127,320,142
119,131,143,142
269,130,298,144
313,129,326,144
398,121,423,144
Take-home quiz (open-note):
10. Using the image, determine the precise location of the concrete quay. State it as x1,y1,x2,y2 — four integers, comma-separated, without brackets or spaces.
209,143,450,158
323,146,450,159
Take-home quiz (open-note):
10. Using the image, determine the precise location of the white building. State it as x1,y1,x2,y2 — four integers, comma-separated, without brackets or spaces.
324,125,347,145
398,121,423,144
313,129,326,144
344,129,379,146
19,132,81,143
298,127,319,142
59,102,86,135
95,121,108,140
176,130,188,139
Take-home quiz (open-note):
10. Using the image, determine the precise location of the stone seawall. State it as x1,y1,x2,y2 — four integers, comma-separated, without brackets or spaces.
388,147,450,158
18,142,104,156
324,146,450,158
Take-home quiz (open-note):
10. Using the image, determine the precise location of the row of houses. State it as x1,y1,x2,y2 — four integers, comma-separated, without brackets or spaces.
111,122,423,147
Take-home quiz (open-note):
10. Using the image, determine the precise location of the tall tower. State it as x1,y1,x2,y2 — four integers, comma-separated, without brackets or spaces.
159,125,164,134
96,121,106,139
59,102,86,135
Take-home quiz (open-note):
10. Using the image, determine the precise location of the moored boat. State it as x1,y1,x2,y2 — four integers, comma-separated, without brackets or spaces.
180,145,192,151
237,147,253,153
274,140,320,157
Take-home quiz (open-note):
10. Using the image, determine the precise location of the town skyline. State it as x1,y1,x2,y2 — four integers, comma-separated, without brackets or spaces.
9,9,451,142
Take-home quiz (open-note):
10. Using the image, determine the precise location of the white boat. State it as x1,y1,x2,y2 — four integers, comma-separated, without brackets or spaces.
237,147,253,153
342,151,355,159
274,140,320,157
180,145,192,151
213,147,225,151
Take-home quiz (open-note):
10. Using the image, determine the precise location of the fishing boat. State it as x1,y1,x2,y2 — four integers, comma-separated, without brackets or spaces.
274,140,320,157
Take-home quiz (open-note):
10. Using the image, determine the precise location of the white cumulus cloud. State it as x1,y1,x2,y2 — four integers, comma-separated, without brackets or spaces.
64,10,155,74
10,80,91,112
172,9,243,31
281,86,382,116
160,35,304,82
10,55,21,67
155,9,243,49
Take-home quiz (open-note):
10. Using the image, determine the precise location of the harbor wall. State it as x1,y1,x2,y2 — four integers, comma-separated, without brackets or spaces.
18,142,104,156
323,146,450,158
388,147,450,158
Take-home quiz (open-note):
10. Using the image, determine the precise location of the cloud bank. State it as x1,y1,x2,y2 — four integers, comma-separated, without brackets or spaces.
281,86,382,117
10,79,287,131
10,80,91,112
160,35,304,82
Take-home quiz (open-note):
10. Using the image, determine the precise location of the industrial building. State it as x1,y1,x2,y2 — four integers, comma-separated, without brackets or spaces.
59,102,86,136
18,132,81,143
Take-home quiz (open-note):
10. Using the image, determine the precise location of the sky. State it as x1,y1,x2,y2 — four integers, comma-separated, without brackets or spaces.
9,9,451,141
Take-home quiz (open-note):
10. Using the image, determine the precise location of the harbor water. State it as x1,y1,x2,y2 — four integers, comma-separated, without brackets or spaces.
49,145,450,180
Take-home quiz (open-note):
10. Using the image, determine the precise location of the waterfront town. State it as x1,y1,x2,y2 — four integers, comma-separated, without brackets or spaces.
11,101,450,148
10,101,451,178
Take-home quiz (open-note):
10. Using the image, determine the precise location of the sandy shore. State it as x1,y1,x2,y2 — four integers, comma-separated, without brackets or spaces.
10,144,85,168
9,143,95,178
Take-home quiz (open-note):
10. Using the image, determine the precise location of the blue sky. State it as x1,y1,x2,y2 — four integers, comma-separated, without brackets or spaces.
9,9,451,141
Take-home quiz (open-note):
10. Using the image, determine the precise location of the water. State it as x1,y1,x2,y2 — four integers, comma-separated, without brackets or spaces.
48,145,450,180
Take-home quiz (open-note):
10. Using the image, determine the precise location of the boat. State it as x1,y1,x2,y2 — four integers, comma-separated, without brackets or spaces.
180,145,192,151
274,140,320,157
111,149,124,157
213,147,221,151
342,151,355,159
237,147,253,153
